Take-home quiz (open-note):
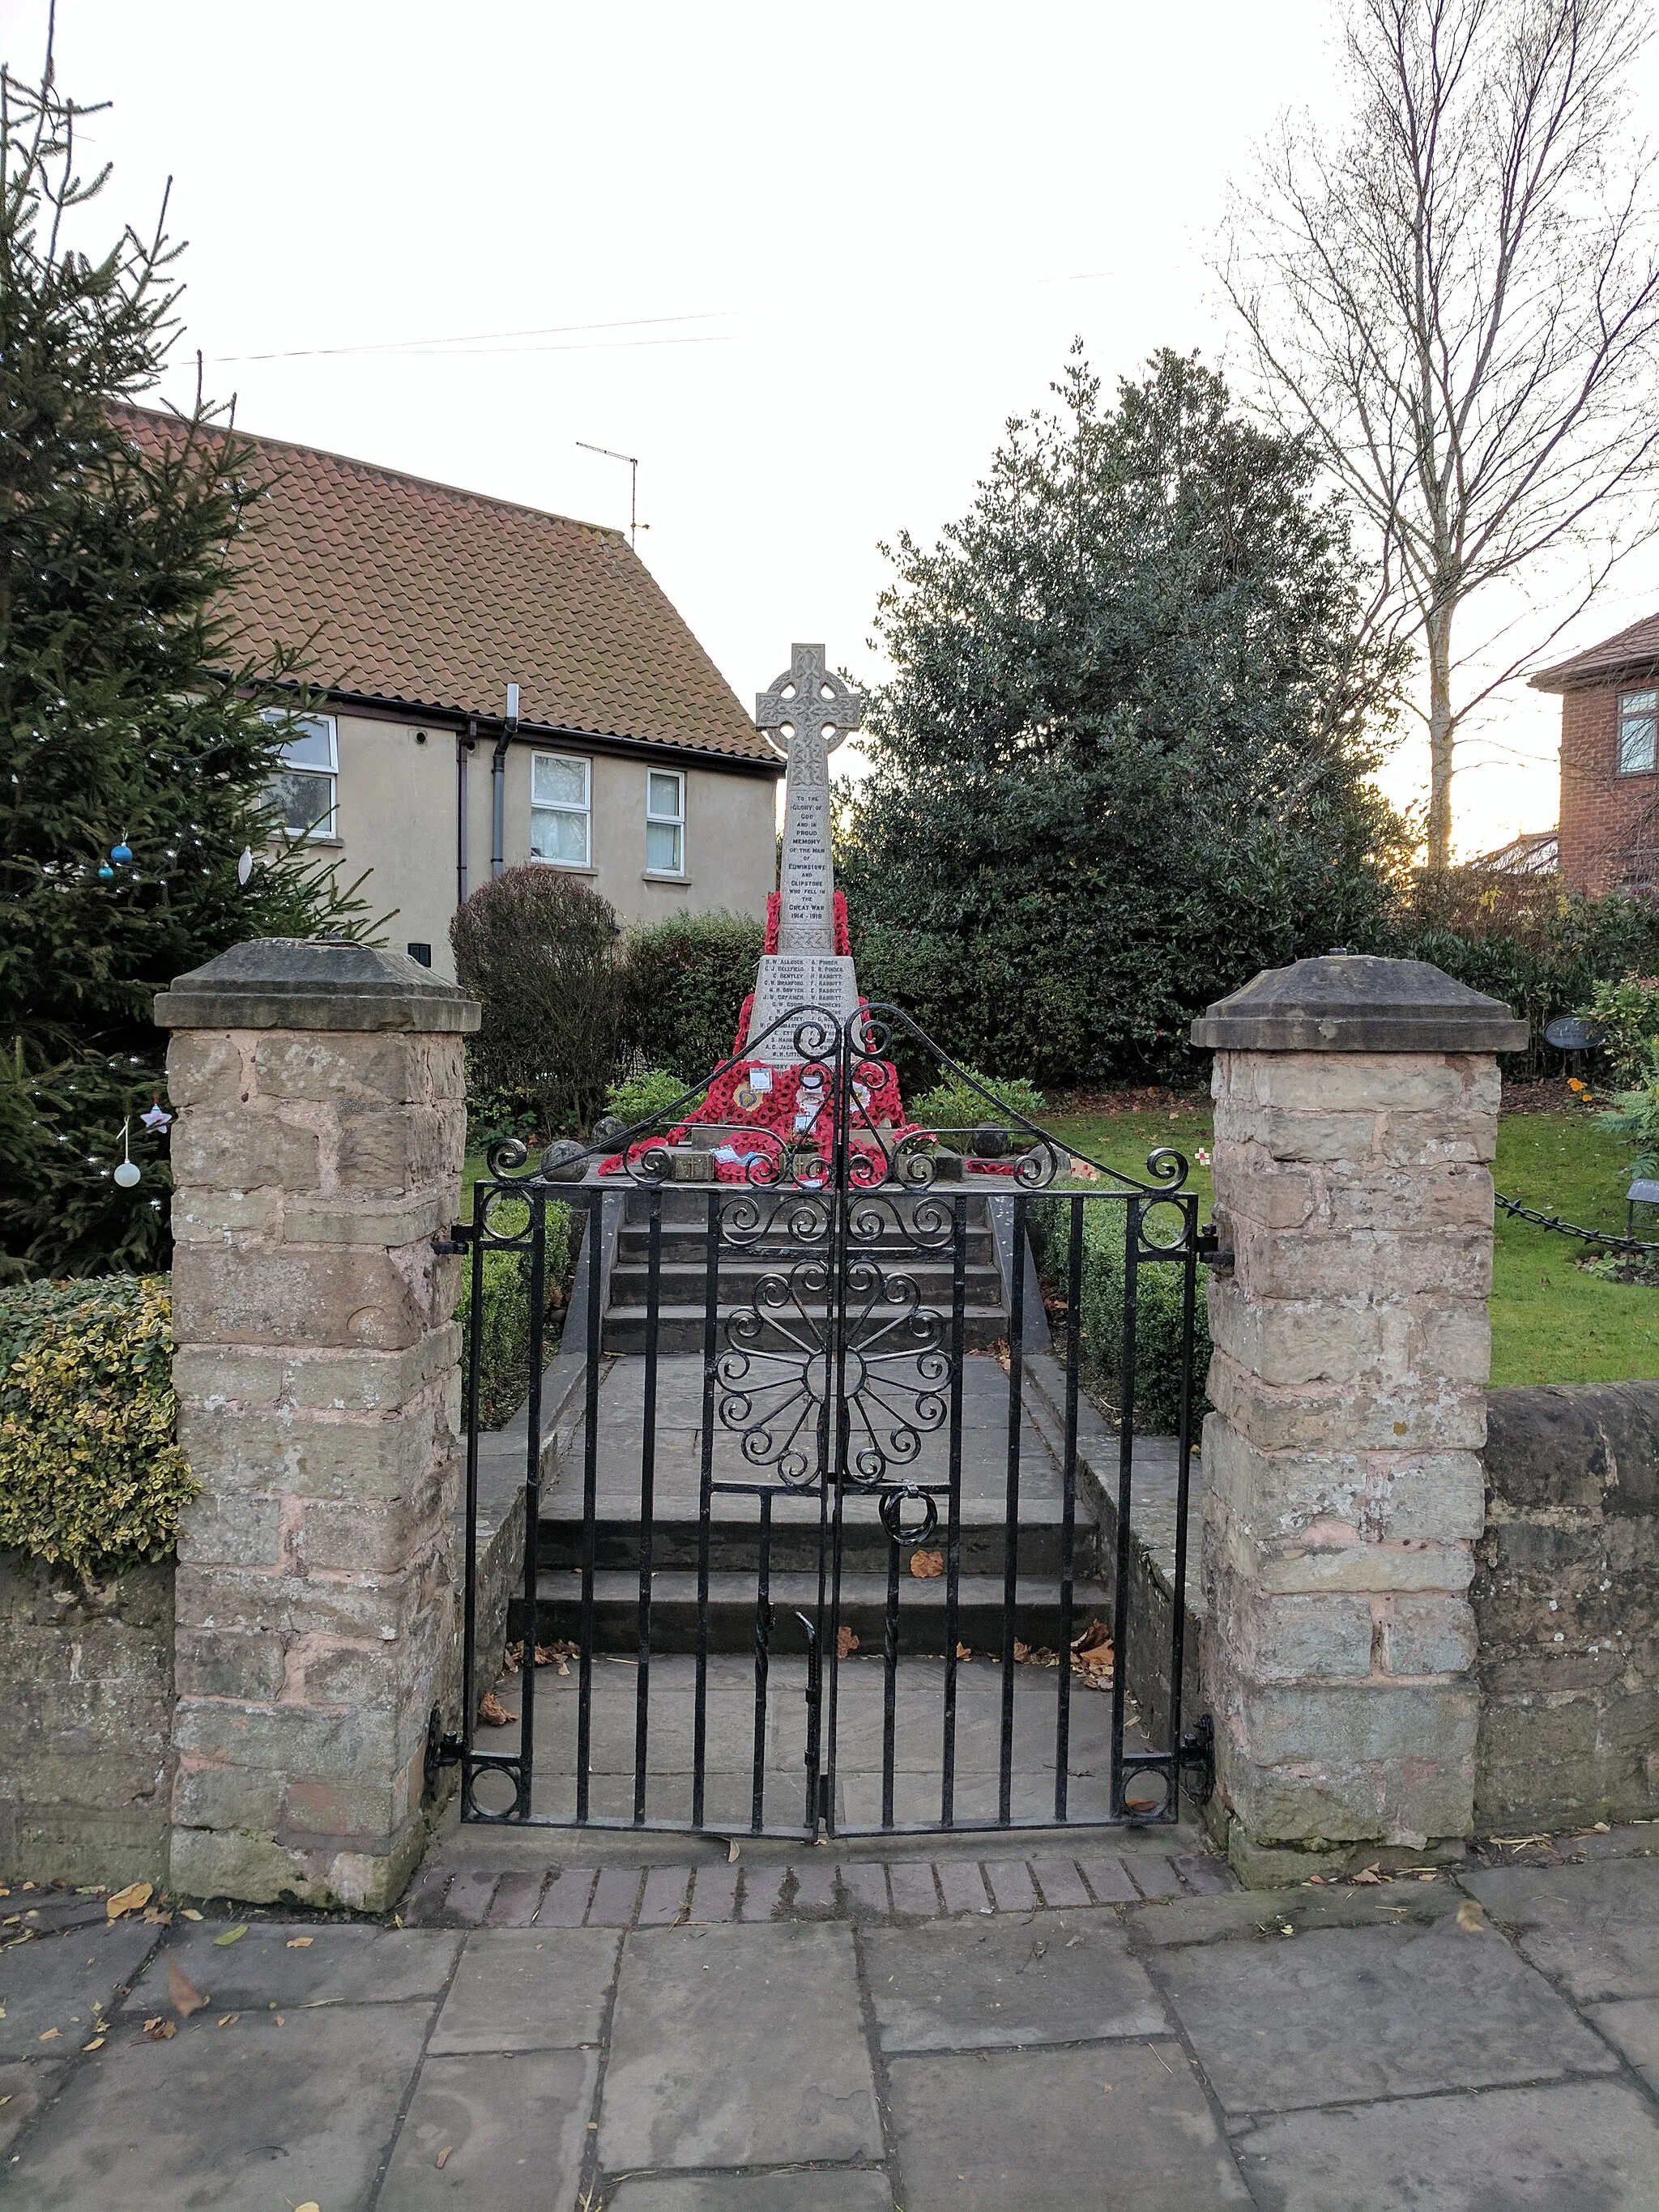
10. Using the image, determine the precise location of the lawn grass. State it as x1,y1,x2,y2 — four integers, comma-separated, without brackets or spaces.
1043,1097,1658,1391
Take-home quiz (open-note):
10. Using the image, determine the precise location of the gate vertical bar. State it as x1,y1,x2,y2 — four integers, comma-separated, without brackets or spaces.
576,1191,603,1822
693,1190,720,1829
1166,1200,1199,1797
1054,1193,1085,1821
881,1515,900,1829
516,1195,548,1813
997,1206,1027,1826
461,1207,485,1773
940,1192,967,1827
821,1023,857,1837
1110,1199,1141,1814
633,1190,663,1825
753,1490,774,1833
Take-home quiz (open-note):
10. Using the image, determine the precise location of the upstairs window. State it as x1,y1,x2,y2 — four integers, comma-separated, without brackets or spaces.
646,768,684,874
1618,689,1657,774
264,711,338,837
531,752,591,866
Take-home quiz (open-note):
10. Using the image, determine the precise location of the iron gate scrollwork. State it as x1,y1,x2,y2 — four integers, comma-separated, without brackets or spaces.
446,1001,1213,1839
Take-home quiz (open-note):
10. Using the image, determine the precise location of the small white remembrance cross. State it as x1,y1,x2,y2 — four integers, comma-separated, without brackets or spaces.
756,644,864,956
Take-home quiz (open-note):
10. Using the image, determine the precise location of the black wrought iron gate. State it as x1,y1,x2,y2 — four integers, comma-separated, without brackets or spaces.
443,1004,1212,1838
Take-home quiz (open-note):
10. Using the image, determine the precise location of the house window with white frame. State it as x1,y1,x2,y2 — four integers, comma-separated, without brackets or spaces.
531,752,591,866
646,768,684,875
1618,689,1658,775
263,710,339,837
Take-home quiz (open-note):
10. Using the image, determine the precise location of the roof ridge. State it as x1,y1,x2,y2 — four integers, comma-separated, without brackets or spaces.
111,400,626,545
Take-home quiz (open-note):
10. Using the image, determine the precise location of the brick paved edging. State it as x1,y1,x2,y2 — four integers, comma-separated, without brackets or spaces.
399,1844,1235,1932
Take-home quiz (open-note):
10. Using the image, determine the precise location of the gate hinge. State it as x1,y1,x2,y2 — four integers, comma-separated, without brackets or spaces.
432,1223,474,1255
1179,1714,1216,1805
1196,1225,1234,1273
424,1706,464,1792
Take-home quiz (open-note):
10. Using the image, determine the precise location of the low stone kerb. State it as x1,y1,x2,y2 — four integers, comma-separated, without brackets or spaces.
156,938,480,1034
1190,953,1529,1054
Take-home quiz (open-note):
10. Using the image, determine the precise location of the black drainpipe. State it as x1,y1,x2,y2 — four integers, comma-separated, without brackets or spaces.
456,717,476,909
491,682,519,878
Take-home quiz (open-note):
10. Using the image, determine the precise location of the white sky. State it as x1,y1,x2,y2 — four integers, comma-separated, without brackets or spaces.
16,0,1659,857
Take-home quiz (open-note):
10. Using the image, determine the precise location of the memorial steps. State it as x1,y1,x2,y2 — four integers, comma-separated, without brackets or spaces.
597,1183,1013,1354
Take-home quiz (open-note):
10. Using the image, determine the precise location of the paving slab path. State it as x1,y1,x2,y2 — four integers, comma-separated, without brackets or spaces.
2,1834,1657,2208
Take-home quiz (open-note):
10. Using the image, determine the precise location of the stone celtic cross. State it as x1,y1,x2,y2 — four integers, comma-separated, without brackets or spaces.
757,644,864,955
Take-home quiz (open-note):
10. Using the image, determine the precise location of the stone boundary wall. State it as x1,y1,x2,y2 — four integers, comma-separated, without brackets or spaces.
0,1554,175,1886
1474,1380,1658,1830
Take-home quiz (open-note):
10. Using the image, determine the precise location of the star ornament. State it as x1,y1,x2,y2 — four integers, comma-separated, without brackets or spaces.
140,1103,173,1133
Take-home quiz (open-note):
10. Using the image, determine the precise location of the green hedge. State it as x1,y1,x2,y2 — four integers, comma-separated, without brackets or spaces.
454,1200,577,1429
625,910,766,1080
0,1275,198,1575
1036,1200,1211,1435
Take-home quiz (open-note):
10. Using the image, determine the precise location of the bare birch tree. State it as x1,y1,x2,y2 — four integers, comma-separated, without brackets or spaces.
1224,0,1659,867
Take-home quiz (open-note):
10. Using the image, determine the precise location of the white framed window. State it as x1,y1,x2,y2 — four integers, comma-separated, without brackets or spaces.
1618,689,1657,775
531,752,591,866
262,710,339,837
646,767,684,875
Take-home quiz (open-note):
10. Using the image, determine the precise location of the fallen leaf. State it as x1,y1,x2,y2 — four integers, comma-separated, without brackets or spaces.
727,1838,740,1864
908,1549,945,1579
217,2013,239,2027
1013,1639,1030,1662
213,1924,249,1946
141,1908,173,1925
37,2028,59,2042
296,2203,321,2212
478,1690,515,1727
437,2146,454,2169
180,1908,203,1921
105,1880,153,1922
286,1936,313,1949
955,1643,973,1661
167,1958,209,2018
501,1640,524,1673
1350,1865,1384,1886
1456,1899,1486,1933
835,1626,859,1658
1070,1617,1115,1686
141,2016,176,2041
82,2037,105,2052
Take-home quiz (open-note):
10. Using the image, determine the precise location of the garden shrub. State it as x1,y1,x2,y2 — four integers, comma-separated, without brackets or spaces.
0,1275,198,1575
1035,1201,1212,1435
1594,1042,1659,1183
624,910,766,1080
1581,974,1659,1088
604,1067,704,1133
910,1067,1047,1140
454,1200,577,1429
452,867,627,1139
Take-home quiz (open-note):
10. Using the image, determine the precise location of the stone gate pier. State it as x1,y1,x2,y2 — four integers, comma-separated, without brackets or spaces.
1191,954,1529,1883
156,941,478,1907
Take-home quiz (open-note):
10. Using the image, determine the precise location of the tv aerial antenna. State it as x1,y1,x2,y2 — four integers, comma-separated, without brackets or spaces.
576,440,646,549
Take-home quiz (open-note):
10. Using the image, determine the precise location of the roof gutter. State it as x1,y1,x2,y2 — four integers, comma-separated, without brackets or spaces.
492,683,519,879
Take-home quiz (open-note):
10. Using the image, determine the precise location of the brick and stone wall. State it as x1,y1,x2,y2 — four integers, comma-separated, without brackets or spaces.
1474,1380,1659,1829
0,1554,175,1886
156,940,478,1910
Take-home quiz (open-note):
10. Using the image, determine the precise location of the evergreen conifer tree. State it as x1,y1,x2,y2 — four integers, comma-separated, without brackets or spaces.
0,38,366,1274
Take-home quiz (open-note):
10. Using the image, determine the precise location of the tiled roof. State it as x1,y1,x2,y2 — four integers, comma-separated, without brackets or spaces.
113,405,774,765
1531,612,1659,690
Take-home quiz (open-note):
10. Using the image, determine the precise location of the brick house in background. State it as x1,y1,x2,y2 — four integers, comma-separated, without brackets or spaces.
1531,613,1659,896
116,407,782,980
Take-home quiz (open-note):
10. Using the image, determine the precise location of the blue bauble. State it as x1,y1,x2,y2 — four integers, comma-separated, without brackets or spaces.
110,843,133,865
97,865,115,880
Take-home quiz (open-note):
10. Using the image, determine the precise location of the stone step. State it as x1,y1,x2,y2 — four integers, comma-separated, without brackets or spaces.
615,1187,1003,1228
521,1568,1113,1655
536,1511,1098,1579
599,1302,1011,1354
612,1228,1000,1267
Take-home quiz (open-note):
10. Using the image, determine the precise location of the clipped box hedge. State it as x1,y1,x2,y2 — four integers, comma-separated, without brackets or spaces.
1035,1200,1212,1436
454,1198,577,1430
0,1275,198,1577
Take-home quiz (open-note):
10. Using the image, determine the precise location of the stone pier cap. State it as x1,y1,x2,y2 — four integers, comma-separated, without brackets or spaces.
1190,954,1529,1055
156,938,480,1034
